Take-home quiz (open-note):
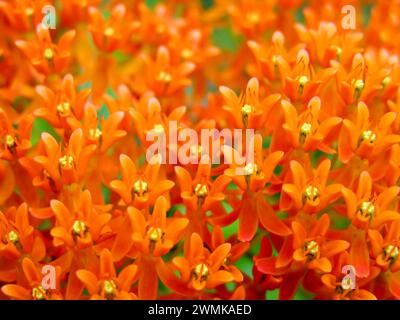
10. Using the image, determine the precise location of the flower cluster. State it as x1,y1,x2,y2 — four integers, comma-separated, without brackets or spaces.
1,0,400,300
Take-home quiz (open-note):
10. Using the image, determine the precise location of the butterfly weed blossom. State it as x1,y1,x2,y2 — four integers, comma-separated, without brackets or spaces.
0,0,400,301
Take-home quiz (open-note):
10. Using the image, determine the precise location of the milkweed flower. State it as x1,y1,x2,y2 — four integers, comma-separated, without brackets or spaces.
110,154,174,208
2,0,400,301
222,134,290,240
77,249,138,300
112,196,188,299
15,24,75,76
1,257,62,300
158,232,239,298
281,158,342,214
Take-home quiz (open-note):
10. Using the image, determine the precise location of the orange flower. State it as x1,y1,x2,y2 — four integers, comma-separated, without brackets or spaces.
369,221,400,274
316,250,379,300
67,103,127,153
248,31,299,81
280,97,342,153
158,232,237,298
77,248,138,300
88,4,137,52
341,171,400,230
110,154,174,208
35,74,90,129
15,25,75,76
222,134,290,240
0,0,49,32
1,257,62,300
111,196,188,299
281,158,342,214
175,155,231,241
219,77,281,129
255,214,349,298
23,128,96,191
0,203,46,273
0,108,32,161
277,49,334,103
49,189,111,250
338,101,400,163
128,196,188,258
131,46,195,97
291,215,350,273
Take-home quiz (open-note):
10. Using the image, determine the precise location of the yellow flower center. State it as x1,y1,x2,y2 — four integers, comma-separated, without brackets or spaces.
304,240,319,259
358,201,375,219
241,104,254,117
32,286,47,300
354,79,365,91
157,71,172,83
147,227,163,242
103,279,117,299
7,230,19,244
243,163,258,176
88,128,102,140
104,27,115,37
384,244,399,260
72,220,87,236
271,54,277,65
353,79,364,100
6,134,15,148
382,76,391,88
43,48,54,60
152,124,164,135
56,102,71,117
59,155,74,169
194,183,208,197
190,145,203,157
133,179,148,195
341,277,354,291
25,7,34,16
246,12,260,24
300,122,312,143
192,263,209,281
298,75,309,87
359,130,377,145
334,46,342,60
303,185,320,204
181,49,193,59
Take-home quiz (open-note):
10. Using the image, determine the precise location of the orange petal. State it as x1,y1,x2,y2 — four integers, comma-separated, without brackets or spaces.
100,249,116,279
1,284,31,300
350,231,370,278
322,240,350,258
308,257,332,273
206,270,234,289
118,264,138,292
76,270,98,295
209,243,231,272
258,198,292,236
22,257,40,285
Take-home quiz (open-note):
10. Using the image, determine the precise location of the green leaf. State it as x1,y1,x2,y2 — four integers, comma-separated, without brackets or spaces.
145,0,160,9
201,0,214,10
222,220,238,238
330,211,352,230
112,51,131,65
234,254,253,278
265,289,279,300
38,219,52,231
212,27,242,53
101,184,110,204
30,118,60,146
98,103,110,120
294,285,314,300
